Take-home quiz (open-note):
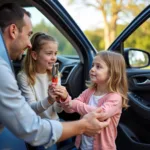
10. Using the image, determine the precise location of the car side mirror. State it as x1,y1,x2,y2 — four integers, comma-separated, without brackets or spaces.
124,48,150,68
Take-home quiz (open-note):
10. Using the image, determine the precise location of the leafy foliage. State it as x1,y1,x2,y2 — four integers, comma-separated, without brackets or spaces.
33,2,150,54
33,20,77,55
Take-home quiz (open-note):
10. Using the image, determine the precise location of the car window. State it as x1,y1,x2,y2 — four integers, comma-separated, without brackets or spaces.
124,18,150,69
124,18,150,52
25,7,77,56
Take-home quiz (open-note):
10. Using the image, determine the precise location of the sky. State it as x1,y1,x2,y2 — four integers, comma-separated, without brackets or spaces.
25,1,104,31
59,0,104,30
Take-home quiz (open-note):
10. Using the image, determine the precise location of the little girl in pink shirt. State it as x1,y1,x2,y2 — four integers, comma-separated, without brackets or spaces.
49,51,128,150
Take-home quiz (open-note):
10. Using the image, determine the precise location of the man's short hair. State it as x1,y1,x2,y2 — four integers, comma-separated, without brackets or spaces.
0,3,31,32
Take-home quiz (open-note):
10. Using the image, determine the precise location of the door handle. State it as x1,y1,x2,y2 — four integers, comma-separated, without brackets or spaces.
133,78,150,85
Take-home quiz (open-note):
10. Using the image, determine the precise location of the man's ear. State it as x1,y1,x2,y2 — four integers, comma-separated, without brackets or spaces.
31,51,37,60
9,24,18,39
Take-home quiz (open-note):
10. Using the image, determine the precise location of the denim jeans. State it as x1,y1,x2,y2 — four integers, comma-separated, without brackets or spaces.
57,118,73,149
35,144,57,150
57,137,72,149
71,148,78,150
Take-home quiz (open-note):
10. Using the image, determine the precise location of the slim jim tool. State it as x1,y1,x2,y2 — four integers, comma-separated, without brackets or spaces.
52,63,59,85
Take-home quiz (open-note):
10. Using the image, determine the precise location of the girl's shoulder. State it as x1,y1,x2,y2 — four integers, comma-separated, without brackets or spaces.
17,70,27,79
81,88,95,95
106,92,122,100
84,87,94,92
16,70,29,84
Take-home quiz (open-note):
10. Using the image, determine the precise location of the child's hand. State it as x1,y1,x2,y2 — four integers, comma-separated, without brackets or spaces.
48,84,58,104
53,85,68,101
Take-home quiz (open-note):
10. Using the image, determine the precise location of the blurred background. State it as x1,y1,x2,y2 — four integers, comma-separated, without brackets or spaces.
26,0,150,53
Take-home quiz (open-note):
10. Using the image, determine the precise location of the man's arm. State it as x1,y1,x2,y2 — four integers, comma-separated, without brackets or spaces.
0,59,62,147
58,107,110,142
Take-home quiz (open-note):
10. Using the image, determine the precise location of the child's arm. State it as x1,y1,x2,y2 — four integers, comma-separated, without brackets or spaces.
70,99,97,115
49,85,75,113
70,93,122,120
99,93,122,121
60,95,78,113
53,86,97,115
48,84,73,113
52,102,63,113
55,86,122,119
17,72,54,114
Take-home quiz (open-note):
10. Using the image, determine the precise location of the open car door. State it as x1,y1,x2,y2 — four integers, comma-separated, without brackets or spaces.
108,5,150,150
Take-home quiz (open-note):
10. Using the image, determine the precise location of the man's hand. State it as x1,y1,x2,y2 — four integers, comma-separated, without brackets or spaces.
81,107,110,136
58,107,110,142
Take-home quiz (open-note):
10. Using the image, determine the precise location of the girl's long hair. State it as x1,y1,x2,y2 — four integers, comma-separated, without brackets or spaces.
87,51,129,109
22,32,58,85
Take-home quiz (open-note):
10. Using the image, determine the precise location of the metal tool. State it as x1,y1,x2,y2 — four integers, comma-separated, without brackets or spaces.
52,63,59,84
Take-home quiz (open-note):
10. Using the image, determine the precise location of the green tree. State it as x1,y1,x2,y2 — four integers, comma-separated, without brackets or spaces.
67,0,148,49
33,20,77,55
84,29,104,51
124,19,150,53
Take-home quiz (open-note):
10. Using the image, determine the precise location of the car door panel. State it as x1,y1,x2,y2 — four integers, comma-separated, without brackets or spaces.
117,122,150,150
127,69,150,119
116,68,150,150
107,5,150,150
128,93,150,120
128,70,150,91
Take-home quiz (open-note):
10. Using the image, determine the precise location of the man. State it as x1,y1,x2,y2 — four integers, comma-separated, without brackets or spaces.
0,3,109,148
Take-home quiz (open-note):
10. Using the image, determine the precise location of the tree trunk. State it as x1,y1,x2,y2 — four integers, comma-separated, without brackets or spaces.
104,24,110,49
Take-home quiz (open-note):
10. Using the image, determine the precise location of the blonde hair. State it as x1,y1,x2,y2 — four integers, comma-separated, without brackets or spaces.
22,32,58,85
87,51,129,109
